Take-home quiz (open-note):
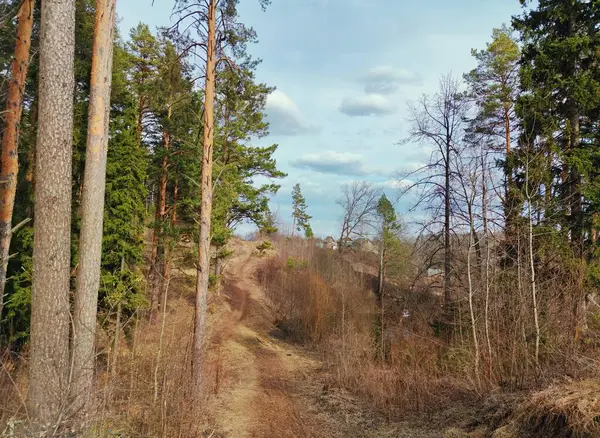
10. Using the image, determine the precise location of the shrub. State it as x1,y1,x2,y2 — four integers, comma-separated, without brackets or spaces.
256,240,273,256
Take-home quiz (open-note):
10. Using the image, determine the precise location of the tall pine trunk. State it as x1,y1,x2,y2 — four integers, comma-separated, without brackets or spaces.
71,0,117,419
149,122,170,322
161,178,178,308
503,103,516,235
193,0,216,399
28,0,76,430
0,0,34,319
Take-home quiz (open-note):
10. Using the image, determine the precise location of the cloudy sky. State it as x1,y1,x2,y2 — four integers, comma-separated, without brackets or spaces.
117,0,521,238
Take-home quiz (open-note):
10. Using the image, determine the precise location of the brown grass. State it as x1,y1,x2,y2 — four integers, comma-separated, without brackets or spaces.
517,378,600,437
257,237,476,418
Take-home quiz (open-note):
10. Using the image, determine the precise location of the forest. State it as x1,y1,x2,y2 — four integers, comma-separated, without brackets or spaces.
1,0,600,437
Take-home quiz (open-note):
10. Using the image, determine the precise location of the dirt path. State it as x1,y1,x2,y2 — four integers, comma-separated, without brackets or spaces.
209,239,441,438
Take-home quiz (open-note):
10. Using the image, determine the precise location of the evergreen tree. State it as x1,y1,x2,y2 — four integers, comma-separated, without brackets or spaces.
513,0,600,248
146,36,195,320
100,42,148,317
127,23,161,139
291,183,312,237
212,66,285,254
375,193,401,361
376,194,400,296
464,26,520,230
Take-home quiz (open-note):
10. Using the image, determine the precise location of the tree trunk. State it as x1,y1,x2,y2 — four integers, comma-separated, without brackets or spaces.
443,136,452,342
71,0,117,420
525,163,540,369
0,0,34,319
149,102,173,322
503,103,516,234
28,0,76,430
111,300,122,379
149,122,171,322
193,0,216,400
378,240,385,299
160,177,178,308
111,256,125,380
171,178,178,224
467,223,480,385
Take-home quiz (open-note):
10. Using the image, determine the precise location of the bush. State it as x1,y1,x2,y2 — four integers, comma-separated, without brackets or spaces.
256,240,273,256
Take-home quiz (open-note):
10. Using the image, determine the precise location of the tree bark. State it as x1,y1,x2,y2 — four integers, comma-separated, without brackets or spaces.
443,134,452,342
467,222,480,384
111,300,122,378
111,255,125,379
0,0,34,320
149,120,171,322
193,0,216,400
378,242,386,362
71,0,117,420
28,0,76,430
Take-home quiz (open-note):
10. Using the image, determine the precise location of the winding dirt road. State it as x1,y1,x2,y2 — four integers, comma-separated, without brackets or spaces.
208,239,441,438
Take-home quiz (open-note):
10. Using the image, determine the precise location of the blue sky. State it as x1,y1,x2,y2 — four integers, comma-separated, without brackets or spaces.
117,0,521,238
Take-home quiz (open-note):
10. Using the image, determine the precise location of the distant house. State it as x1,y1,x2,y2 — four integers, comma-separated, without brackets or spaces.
355,238,377,253
324,236,338,251
340,237,353,248
314,238,325,249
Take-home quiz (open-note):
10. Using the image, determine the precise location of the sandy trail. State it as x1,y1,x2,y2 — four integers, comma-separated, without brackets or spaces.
209,239,440,438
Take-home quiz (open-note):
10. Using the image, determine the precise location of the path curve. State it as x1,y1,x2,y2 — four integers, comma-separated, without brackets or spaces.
209,239,442,438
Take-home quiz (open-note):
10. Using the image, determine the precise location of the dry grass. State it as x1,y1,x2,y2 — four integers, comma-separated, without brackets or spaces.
517,378,600,437
0,259,230,437
257,238,477,418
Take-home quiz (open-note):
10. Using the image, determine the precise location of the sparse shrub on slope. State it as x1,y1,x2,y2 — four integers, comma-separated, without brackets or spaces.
257,245,472,417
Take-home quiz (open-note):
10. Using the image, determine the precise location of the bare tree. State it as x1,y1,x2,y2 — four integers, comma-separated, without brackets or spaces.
454,148,482,383
28,0,76,431
71,0,117,420
523,152,540,367
336,180,381,250
0,0,34,319
402,74,469,340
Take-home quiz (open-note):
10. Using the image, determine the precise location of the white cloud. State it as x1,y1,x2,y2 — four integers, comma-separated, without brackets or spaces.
363,66,422,95
339,94,397,117
290,151,369,175
265,90,312,136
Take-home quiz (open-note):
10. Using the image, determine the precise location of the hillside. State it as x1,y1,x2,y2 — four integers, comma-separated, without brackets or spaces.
204,239,442,437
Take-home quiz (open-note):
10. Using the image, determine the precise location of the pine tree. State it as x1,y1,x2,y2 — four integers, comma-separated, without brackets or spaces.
147,37,194,321
0,0,35,316
376,194,399,298
376,194,400,361
71,0,117,417
101,58,148,339
28,0,76,429
172,0,273,398
291,183,312,237
127,23,160,138
212,65,285,269
464,26,520,231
